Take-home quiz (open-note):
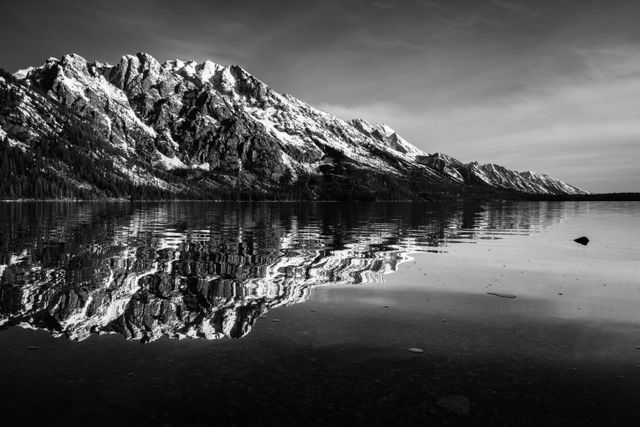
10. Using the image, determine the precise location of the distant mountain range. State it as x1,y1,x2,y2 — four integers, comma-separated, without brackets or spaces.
0,53,587,200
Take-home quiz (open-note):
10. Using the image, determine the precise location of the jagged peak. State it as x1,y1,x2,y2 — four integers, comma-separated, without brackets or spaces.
468,161,502,170
349,118,424,158
13,56,64,80
351,118,401,143
14,53,92,81
225,64,268,86
350,118,395,136
521,170,549,178
60,53,88,64
484,163,509,171
118,52,161,73
430,152,454,160
426,152,464,166
123,55,270,94
120,51,158,63
13,66,34,80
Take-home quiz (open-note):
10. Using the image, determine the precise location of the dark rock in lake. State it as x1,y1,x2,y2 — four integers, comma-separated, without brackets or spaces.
574,236,589,245
487,292,517,298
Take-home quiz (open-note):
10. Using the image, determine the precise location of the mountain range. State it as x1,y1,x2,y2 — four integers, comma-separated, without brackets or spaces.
0,52,587,200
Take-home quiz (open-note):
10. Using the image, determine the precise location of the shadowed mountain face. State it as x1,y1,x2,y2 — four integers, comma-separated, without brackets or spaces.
0,53,586,200
0,202,574,342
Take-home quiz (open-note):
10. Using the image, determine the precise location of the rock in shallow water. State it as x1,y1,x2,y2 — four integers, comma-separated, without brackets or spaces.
574,236,589,246
437,395,470,416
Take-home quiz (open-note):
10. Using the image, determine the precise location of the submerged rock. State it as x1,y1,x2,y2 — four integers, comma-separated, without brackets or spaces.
487,292,517,299
574,236,589,246
437,395,470,416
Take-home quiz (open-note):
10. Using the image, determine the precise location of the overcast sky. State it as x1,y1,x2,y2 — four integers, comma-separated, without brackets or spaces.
2,0,639,192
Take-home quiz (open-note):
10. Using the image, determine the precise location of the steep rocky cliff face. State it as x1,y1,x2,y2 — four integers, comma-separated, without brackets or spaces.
0,53,587,199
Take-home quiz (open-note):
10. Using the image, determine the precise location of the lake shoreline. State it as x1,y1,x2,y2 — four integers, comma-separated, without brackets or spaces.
1,192,639,203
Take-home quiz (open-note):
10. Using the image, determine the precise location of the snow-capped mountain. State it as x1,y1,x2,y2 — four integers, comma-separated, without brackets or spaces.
0,52,587,199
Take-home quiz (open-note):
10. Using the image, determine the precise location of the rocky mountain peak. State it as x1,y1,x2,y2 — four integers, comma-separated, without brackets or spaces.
60,53,87,69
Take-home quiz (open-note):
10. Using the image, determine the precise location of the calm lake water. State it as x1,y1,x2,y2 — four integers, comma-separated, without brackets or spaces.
1,201,639,426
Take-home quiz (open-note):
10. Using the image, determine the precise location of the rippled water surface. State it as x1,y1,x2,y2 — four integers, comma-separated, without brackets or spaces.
1,201,639,426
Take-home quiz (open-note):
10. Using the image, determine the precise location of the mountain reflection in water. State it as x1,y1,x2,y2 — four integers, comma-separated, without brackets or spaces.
0,202,573,342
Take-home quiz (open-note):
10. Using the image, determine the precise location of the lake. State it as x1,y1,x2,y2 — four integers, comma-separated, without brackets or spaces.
1,201,639,426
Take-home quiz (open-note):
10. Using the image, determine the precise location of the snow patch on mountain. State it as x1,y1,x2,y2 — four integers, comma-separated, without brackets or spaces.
12,67,34,80
193,162,210,171
156,150,187,170
0,124,28,152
